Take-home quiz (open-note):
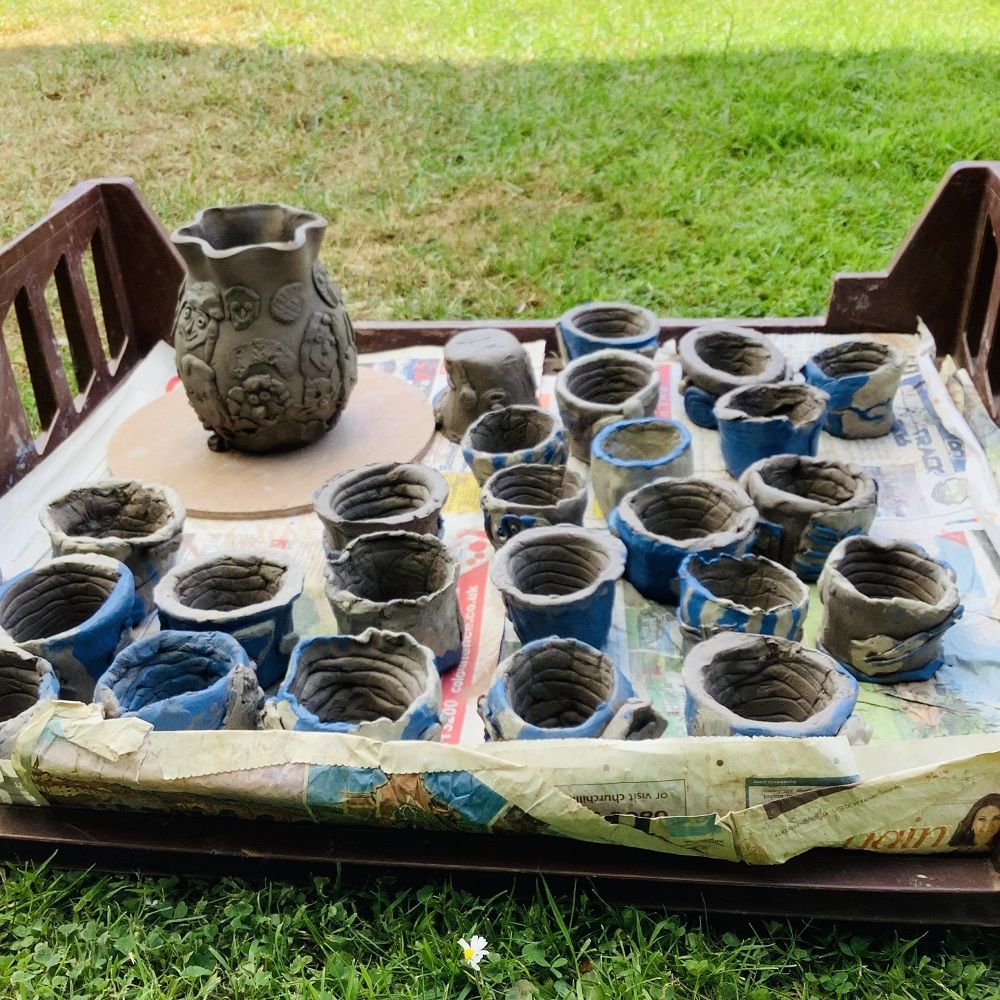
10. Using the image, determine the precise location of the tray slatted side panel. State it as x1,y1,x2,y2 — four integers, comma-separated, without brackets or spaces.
0,179,183,491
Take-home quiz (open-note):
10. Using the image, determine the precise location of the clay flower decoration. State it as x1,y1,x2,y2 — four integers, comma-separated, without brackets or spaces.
459,934,489,972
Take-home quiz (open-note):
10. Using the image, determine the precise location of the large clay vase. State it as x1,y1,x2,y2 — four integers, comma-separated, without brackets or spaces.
171,203,358,453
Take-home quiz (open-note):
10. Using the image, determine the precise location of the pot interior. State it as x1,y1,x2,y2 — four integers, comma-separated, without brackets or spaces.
174,555,286,612
694,330,774,376
185,204,316,251
835,540,950,604
630,479,749,542
571,305,652,339
505,533,610,596
0,562,119,641
601,421,683,462
47,481,175,539
814,341,894,378
323,465,440,523
0,651,43,722
290,634,426,724
332,534,451,602
111,637,230,710
488,465,581,507
756,458,863,506
565,356,652,405
468,408,554,454
727,383,823,423
507,641,613,728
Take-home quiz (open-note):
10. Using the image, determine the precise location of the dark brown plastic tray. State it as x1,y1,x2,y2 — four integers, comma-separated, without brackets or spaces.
3,164,1000,921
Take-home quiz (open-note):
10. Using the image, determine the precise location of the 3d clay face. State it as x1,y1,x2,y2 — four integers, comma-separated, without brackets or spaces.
175,282,224,361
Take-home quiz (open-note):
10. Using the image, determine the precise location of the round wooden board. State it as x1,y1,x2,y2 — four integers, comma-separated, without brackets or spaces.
107,367,436,519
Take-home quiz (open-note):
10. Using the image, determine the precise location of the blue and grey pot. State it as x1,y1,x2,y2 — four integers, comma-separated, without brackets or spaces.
461,404,566,486
480,463,587,549
608,475,757,607
267,628,442,740
94,630,262,730
479,636,665,740
802,339,905,439
590,417,693,517
0,553,135,702
154,550,303,688
489,525,626,649
714,380,829,478
0,642,59,757
677,324,788,429
683,631,859,739
676,551,809,647
556,301,660,361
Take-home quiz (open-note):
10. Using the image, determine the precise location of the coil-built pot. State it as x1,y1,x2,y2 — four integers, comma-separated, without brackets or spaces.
554,349,660,462
0,643,59,757
740,454,878,582
556,301,660,361
94,630,262,730
314,462,449,556
490,526,626,649
802,339,905,438
325,530,464,673
608,476,757,606
461,404,566,486
714,380,829,478
40,478,185,622
479,636,666,740
683,631,859,738
0,554,134,701
676,552,809,647
480,463,587,548
154,551,303,688
677,324,788,428
818,536,963,682
268,628,442,739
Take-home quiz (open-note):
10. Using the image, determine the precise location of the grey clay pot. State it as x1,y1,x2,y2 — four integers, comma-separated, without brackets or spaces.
434,328,537,443
479,463,587,548
313,462,449,555
556,301,660,361
461,404,566,485
554,349,661,461
171,203,357,453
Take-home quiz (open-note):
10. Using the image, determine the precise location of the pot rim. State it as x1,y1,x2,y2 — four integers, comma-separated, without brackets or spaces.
806,339,906,381
461,404,564,462
678,323,788,392
678,551,809,615
154,549,304,623
739,455,877,514
480,463,586,512
554,348,660,413
714,380,829,426
489,525,626,608
591,416,691,470
558,301,660,349
171,202,327,260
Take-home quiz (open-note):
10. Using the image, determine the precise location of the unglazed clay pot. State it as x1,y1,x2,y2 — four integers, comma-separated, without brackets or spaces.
489,525,626,648
94,630,262,730
267,628,442,739
802,339,906,438
608,476,757,606
554,349,660,461
715,381,828,478
678,324,788,428
325,530,463,673
740,455,878,581
434,328,537,442
154,551,303,688
590,417,693,517
461,404,566,485
480,464,587,548
171,203,357,453
0,554,134,702
818,536,963,682
313,462,448,556
40,478,185,622
676,552,809,647
683,632,859,739
0,643,59,757
478,637,666,741
557,301,660,361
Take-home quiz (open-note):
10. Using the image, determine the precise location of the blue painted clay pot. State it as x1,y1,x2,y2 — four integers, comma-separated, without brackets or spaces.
489,526,626,648
0,643,59,757
480,463,587,549
714,380,829,478
608,476,757,606
739,454,878,582
590,417,693,517
554,349,660,461
683,631,859,738
557,302,660,361
461,404,566,486
0,554,135,702
678,324,788,429
802,339,905,438
676,551,809,647
818,536,963,683
154,551,303,688
479,636,665,740
325,530,463,673
268,628,442,739
94,630,262,730
40,479,185,624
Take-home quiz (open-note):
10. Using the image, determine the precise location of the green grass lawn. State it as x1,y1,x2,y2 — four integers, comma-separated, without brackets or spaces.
2,0,1000,995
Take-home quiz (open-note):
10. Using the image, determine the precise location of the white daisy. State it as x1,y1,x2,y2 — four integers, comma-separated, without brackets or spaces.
459,934,489,971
